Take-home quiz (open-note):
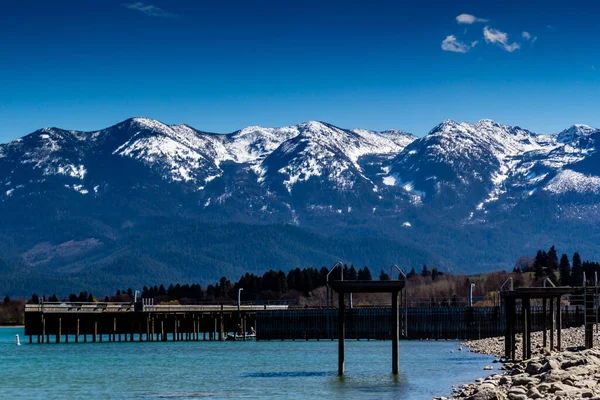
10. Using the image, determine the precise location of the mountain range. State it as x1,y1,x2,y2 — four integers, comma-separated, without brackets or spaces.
1,117,599,296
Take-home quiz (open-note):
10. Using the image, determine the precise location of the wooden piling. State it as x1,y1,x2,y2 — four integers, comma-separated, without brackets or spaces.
556,297,562,351
550,298,554,350
57,317,61,344
392,290,399,375
542,299,547,348
338,291,345,376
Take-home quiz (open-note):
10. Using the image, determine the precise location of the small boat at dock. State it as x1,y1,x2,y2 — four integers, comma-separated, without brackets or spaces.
225,333,256,341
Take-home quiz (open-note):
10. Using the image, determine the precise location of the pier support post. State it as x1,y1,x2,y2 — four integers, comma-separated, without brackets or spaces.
504,297,512,359
174,316,178,341
76,319,80,343
57,317,61,344
338,291,345,376
523,298,531,359
542,299,547,348
218,313,223,341
392,290,399,375
550,298,554,350
556,297,562,351
243,315,247,341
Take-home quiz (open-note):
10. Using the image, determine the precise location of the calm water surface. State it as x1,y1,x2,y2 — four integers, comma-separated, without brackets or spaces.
1,327,494,399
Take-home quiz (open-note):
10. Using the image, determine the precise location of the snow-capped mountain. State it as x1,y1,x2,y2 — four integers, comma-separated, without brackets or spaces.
557,124,597,144
385,119,557,206
1,117,598,219
1,117,599,294
256,121,415,196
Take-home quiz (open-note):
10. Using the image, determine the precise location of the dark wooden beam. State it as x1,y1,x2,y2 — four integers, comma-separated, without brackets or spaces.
338,291,345,376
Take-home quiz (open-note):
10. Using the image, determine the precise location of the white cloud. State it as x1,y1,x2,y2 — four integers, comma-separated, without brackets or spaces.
484,27,520,52
441,35,478,53
456,14,488,24
124,2,178,18
522,31,538,43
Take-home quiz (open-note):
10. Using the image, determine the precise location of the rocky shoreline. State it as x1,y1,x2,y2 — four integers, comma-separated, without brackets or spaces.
435,327,600,400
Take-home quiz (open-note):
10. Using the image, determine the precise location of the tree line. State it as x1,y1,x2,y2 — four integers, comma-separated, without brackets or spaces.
26,246,600,305
513,245,600,286
29,265,375,303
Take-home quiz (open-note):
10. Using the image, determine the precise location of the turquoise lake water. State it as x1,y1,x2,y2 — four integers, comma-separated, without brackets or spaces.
1,327,494,399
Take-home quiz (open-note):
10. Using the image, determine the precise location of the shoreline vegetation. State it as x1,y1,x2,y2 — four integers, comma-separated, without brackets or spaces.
8,245,598,307
434,326,600,400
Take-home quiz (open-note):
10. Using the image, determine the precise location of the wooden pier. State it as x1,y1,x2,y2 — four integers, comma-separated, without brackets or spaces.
24,302,288,344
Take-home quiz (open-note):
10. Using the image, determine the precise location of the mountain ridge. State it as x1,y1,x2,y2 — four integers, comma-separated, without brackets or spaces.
0,117,599,295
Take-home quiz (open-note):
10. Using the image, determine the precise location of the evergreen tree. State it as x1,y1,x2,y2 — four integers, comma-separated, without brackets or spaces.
30,293,39,303
379,269,390,281
421,265,431,278
348,265,358,280
534,250,547,279
572,253,583,286
548,246,559,272
3,295,10,304
342,265,350,280
431,267,441,281
357,267,373,280
559,254,571,286
407,268,417,278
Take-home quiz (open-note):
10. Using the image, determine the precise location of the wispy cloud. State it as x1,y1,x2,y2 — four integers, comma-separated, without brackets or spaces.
456,14,488,25
123,2,178,18
484,27,520,52
441,35,478,53
522,31,538,44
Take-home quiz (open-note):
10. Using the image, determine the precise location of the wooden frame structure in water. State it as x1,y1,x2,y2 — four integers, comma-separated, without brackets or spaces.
330,278,406,376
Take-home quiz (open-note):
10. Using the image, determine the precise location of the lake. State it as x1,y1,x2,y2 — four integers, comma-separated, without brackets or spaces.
1,327,494,399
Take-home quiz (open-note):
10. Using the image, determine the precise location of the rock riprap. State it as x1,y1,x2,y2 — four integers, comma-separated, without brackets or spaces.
435,348,600,400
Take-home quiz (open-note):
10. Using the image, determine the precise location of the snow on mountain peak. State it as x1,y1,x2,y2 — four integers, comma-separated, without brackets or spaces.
557,124,597,143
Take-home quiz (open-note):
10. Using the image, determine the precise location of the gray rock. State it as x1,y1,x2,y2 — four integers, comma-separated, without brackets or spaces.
511,374,539,387
526,387,543,399
466,389,506,400
525,361,543,375
507,387,526,395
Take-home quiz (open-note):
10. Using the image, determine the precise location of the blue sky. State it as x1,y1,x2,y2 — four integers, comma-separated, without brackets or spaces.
1,0,599,141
